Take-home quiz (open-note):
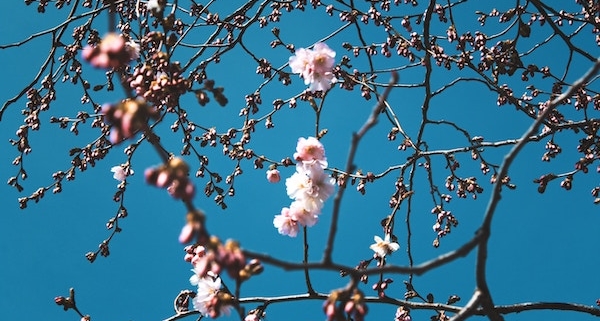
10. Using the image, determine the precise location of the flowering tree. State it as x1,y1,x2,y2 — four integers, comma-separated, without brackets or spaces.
3,1,600,321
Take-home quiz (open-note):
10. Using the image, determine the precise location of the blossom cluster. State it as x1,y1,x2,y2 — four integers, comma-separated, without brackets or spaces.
190,271,232,318
289,42,336,92
273,137,335,237
82,33,139,69
185,238,263,318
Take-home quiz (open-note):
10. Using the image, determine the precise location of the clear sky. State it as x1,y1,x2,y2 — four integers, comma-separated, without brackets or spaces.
1,1,600,321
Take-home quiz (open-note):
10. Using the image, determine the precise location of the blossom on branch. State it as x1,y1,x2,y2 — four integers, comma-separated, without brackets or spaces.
191,272,232,318
293,136,328,167
274,137,334,236
110,165,133,182
288,200,319,227
82,33,138,69
286,162,334,213
273,207,299,237
369,234,400,258
289,42,336,92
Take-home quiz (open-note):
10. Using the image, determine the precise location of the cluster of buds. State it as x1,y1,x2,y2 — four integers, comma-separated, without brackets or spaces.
446,175,484,199
372,278,394,298
102,98,158,144
186,237,263,282
145,157,195,201
129,52,190,109
431,205,458,247
82,33,139,69
323,289,368,321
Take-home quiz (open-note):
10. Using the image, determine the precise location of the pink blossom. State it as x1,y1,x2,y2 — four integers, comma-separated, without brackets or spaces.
110,165,133,181
82,33,136,69
293,136,327,165
191,272,232,318
273,207,299,237
274,137,335,236
286,163,335,213
266,169,281,183
288,200,319,227
289,42,336,92
190,249,220,279
289,48,312,81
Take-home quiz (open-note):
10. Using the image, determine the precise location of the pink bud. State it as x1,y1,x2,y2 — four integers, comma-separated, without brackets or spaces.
179,223,194,244
266,169,281,183
155,171,171,188
344,300,355,313
183,181,196,201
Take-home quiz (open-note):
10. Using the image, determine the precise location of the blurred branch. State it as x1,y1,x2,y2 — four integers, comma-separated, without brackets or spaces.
322,70,398,264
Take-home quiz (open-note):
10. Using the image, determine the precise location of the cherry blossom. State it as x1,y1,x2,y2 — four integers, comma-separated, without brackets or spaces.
110,165,133,182
369,234,400,258
191,272,232,318
82,33,138,69
274,137,335,236
293,136,327,166
286,162,335,213
273,207,299,237
288,200,319,227
289,42,336,92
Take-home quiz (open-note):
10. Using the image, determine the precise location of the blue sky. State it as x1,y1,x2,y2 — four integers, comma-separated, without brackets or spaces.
1,1,600,321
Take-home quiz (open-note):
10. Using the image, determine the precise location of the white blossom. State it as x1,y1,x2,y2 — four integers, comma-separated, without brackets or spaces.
370,234,400,257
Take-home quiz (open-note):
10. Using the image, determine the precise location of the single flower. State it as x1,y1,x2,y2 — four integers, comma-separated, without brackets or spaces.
289,42,336,92
192,272,231,317
369,234,400,257
293,136,327,165
273,207,299,237
111,165,133,181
